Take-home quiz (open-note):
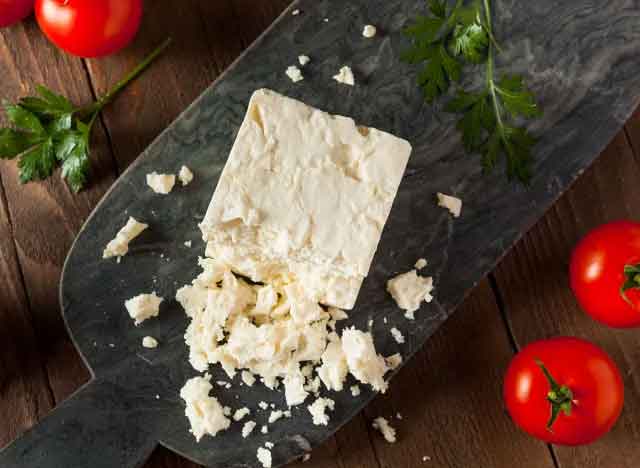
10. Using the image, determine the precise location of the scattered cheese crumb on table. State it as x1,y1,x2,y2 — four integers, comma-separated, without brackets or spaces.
292,8,300,15
142,336,159,349
261,425,269,434
103,217,148,259
184,240,192,248
265,442,274,449
242,420,256,438
387,270,434,318
363,24,377,38
146,172,176,195
234,407,251,421
258,401,269,410
286,65,304,83
415,258,428,270
178,165,194,186
372,417,397,443
268,410,284,424
180,374,231,441
257,447,272,468
351,385,361,397
437,192,462,218
308,397,335,426
396,412,403,420
333,66,355,86
298,55,311,66
386,353,403,370
125,292,163,326
390,327,405,344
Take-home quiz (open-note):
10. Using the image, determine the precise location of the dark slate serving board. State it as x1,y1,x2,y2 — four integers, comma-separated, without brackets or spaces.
2,0,640,467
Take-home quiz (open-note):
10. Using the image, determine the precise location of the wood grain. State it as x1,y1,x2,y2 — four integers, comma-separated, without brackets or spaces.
0,16,117,403
493,130,640,467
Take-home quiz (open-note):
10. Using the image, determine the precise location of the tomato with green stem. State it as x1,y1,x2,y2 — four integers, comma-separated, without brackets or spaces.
0,0,34,27
35,0,142,57
570,220,640,328
504,337,623,446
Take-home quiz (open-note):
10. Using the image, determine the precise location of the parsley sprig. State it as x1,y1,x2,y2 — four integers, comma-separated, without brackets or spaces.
402,0,541,183
0,38,171,192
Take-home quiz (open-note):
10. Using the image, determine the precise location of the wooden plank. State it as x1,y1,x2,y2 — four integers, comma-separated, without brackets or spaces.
0,18,117,406
493,130,640,467
362,281,555,468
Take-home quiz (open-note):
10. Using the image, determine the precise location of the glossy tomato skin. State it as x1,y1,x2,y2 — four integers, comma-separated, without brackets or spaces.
504,337,623,445
570,220,640,328
0,0,34,27
35,0,142,57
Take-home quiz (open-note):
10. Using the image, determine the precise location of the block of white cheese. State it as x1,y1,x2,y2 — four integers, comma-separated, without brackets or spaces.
200,89,412,309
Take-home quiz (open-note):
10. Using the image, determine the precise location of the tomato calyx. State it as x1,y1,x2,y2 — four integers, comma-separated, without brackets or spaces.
620,263,640,305
536,360,573,430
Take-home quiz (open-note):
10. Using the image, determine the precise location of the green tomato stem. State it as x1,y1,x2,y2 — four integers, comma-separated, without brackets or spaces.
535,359,574,430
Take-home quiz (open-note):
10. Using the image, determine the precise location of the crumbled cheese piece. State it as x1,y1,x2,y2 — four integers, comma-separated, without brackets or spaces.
146,172,176,194
372,417,397,443
414,258,428,270
437,192,462,218
423,456,431,462
362,25,377,38
298,55,311,66
234,407,251,421
265,442,274,449
318,339,348,391
308,398,335,426
285,65,304,83
184,240,192,248
216,381,229,387
200,89,411,310
385,353,403,370
268,410,284,424
258,401,269,410
292,9,300,15
125,292,163,326
178,165,194,186
261,425,269,434
223,406,232,416
142,336,159,348
257,447,272,468
350,385,361,397
390,327,405,344
333,66,355,86
302,454,311,462
396,412,403,420
284,372,309,406
283,410,291,418
103,217,148,259
342,327,389,392
180,375,231,441
241,370,256,386
387,270,434,317
242,420,256,438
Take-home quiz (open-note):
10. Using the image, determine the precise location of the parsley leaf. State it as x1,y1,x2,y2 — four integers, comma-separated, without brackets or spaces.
0,38,171,192
417,45,461,102
495,74,542,118
449,22,488,63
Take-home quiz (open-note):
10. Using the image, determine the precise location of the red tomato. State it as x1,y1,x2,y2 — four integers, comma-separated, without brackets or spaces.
0,0,34,27
35,0,142,57
504,337,623,446
570,220,640,328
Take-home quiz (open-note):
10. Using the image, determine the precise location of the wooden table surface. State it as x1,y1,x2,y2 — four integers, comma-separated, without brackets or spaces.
1,2,640,467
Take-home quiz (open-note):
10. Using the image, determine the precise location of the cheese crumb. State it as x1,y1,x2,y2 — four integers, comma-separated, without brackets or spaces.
333,66,355,86
387,270,434,318
180,374,231,441
258,401,269,410
318,339,348,391
261,425,269,434
372,417,397,443
385,353,403,370
423,456,431,462
342,328,389,393
142,336,159,348
362,25,377,38
265,442,274,449
298,55,311,66
103,217,148,259
242,420,256,438
286,65,304,83
437,192,462,218
146,172,176,195
257,447,272,468
241,370,256,386
178,165,194,186
125,292,163,326
292,9,300,15
414,258,428,270
396,412,403,420
184,240,192,248
268,410,284,424
350,385,361,397
308,397,335,426
302,454,311,462
390,327,405,344
233,407,251,421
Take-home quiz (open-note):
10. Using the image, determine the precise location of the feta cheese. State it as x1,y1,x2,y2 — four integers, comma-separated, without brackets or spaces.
201,89,411,309
396,412,403,420
142,336,159,348
241,370,256,386
233,407,251,421
437,192,462,218
242,420,256,438
285,66,304,83
291,9,300,15
390,327,405,344
387,270,434,317
258,401,269,410
362,25,377,38
265,442,274,449
284,371,309,406
298,55,311,66
257,447,272,468
308,397,335,426
342,327,389,393
372,417,397,443
125,292,163,326
146,172,176,194
350,385,361,397
268,410,284,424
180,375,231,441
184,240,192,248
178,165,194,186
261,425,269,434
385,353,403,370
333,66,355,86
414,258,428,270
317,339,348,391
103,217,148,259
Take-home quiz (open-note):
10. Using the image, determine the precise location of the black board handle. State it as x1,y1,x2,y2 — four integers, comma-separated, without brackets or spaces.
0,379,157,468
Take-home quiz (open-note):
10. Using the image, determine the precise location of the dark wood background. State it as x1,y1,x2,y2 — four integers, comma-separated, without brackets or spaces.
1,2,639,467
